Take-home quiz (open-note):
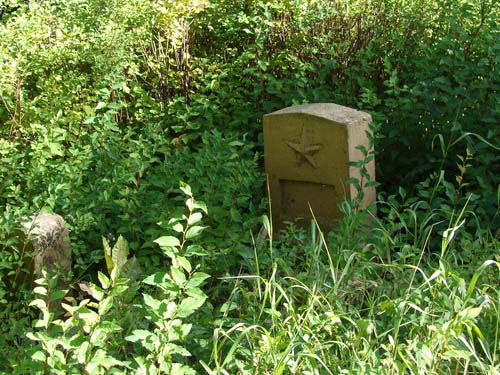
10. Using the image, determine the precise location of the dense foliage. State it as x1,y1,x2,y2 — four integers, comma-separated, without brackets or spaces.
0,0,498,373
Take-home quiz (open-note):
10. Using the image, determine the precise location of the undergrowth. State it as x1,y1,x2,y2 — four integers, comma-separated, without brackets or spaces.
6,182,499,374
0,0,498,373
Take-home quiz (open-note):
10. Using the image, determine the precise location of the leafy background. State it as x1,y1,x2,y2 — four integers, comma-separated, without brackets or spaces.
0,0,499,373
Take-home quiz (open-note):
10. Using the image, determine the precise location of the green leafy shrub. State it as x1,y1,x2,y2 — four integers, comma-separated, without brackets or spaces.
355,0,499,221
201,169,500,373
185,0,499,222
0,0,499,373
23,185,210,375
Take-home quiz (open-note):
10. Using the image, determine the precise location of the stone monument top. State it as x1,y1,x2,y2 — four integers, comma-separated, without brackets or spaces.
269,103,372,126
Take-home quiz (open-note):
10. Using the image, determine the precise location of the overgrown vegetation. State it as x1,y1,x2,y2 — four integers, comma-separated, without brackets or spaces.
0,0,498,373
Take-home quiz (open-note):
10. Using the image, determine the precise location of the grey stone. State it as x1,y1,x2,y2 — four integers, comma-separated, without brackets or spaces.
22,213,71,275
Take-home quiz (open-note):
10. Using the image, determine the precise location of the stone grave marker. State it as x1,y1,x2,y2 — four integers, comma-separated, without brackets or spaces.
263,103,376,231
23,212,72,275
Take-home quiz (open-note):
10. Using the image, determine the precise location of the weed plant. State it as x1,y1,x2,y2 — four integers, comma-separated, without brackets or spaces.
0,0,498,373
204,194,499,374
15,186,499,374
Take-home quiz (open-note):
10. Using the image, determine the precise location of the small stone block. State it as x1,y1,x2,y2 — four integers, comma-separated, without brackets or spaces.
263,103,376,231
23,212,72,274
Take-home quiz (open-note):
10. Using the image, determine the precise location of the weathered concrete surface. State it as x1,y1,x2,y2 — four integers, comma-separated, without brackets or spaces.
263,103,376,231
22,212,71,275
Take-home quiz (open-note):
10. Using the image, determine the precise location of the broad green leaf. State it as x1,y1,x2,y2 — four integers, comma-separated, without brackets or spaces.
51,350,67,366
187,212,203,225
126,329,153,343
186,272,210,288
163,301,177,320
176,296,206,318
230,208,242,222
98,296,114,316
185,244,207,257
121,255,142,280
29,298,47,310
84,116,97,125
26,332,44,342
171,222,184,233
107,101,123,110
110,266,120,281
186,286,207,301
171,362,196,374
109,284,129,297
76,341,90,364
33,286,47,296
103,237,114,276
79,282,104,302
31,351,46,362
143,272,171,287
171,267,186,285
78,309,100,330
61,303,77,315
185,197,195,211
49,289,68,301
88,348,124,370
90,327,109,346
176,256,192,273
34,313,50,328
143,293,161,310
180,184,193,197
220,301,238,313
162,245,179,260
125,329,160,352
185,225,206,239
98,271,111,289
155,236,180,248
112,235,129,272
48,142,63,156
442,347,472,361
91,322,121,347
179,323,193,337
457,306,482,321
162,343,192,358
193,200,208,214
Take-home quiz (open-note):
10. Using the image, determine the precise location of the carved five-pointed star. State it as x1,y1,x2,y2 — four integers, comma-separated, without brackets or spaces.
285,127,321,168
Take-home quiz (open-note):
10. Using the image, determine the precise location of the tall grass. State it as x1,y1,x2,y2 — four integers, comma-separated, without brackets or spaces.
205,200,500,374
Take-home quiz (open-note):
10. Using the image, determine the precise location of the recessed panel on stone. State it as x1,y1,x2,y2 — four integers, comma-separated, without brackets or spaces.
263,103,376,230
280,180,340,218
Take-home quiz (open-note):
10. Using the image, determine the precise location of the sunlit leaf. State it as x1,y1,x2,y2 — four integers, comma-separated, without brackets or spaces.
154,236,180,248
186,225,206,239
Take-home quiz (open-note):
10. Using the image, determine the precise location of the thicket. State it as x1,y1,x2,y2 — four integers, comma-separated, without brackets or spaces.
0,0,498,373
